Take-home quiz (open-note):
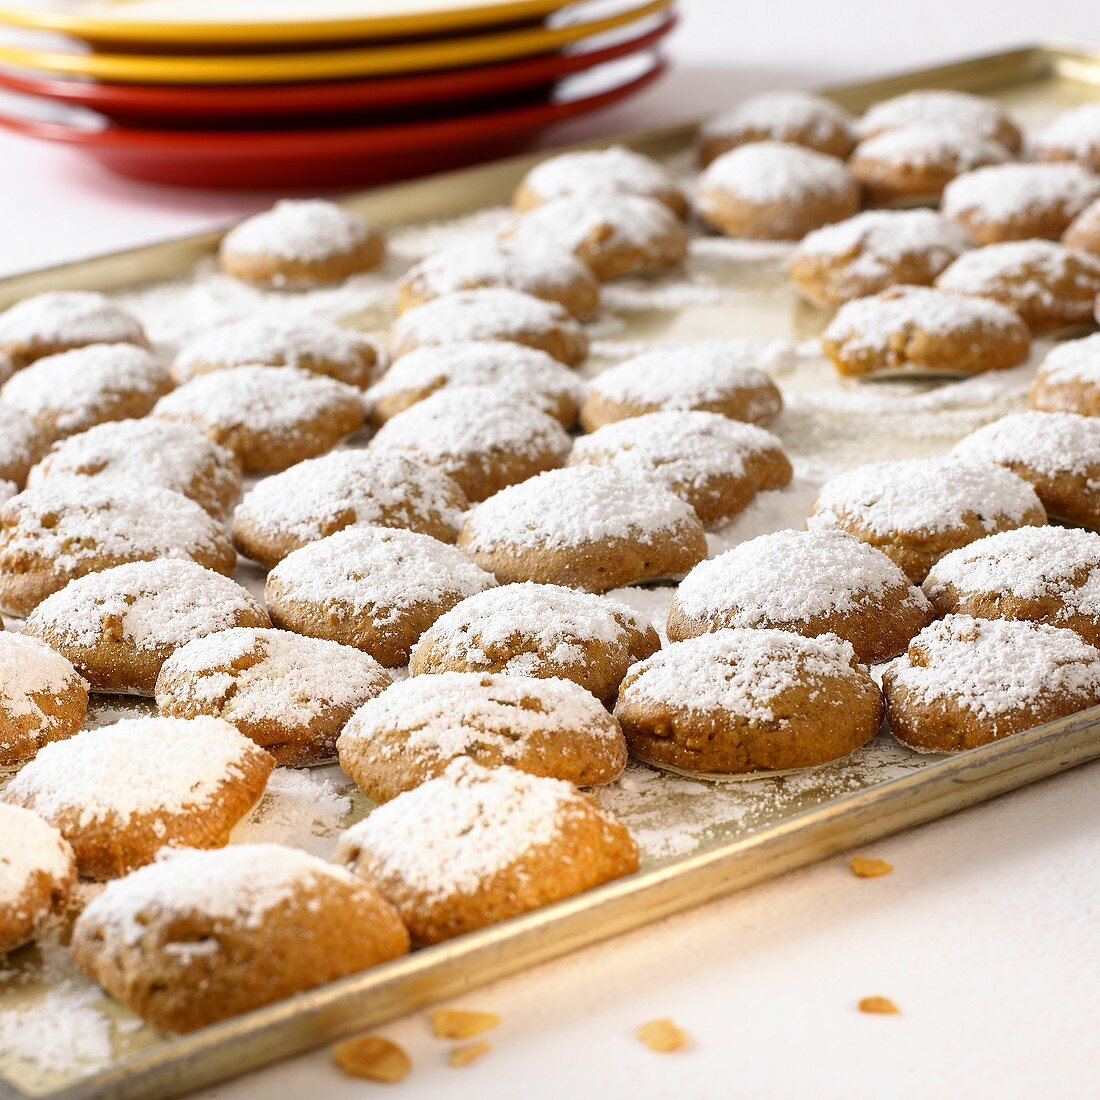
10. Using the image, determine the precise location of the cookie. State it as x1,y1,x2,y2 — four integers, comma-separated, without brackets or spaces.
408,581,659,704
334,758,638,944
0,633,88,768
396,236,599,320
568,410,792,527
1,716,273,880
883,615,1100,752
858,90,1022,153
808,457,1046,583
935,240,1100,334
0,804,75,953
616,627,882,775
504,195,689,281
390,288,588,367
337,671,628,802
25,560,270,696
232,449,468,569
820,285,1030,378
0,483,236,617
71,844,409,1032
1,343,172,441
696,142,860,240
218,199,385,288
27,418,242,519
456,465,707,593
923,526,1100,647
1063,196,1100,254
152,365,365,475
173,315,381,388
579,344,783,431
366,340,583,428
849,123,1009,206
942,162,1100,244
513,145,687,218
1029,334,1100,416
0,405,51,488
369,386,571,502
1034,102,1100,173
697,91,856,166
951,411,1100,529
155,627,392,766
789,209,971,306
265,526,495,667
667,528,932,663
0,291,148,370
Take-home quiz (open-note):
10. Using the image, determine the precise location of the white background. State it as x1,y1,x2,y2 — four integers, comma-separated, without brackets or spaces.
2,1,1098,1096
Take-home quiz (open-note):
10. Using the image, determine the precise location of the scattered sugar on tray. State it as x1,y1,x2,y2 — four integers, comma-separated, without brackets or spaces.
0,982,113,1075
0,633,83,728
698,141,855,206
0,291,145,350
952,411,1100,479
942,162,1100,221
704,476,823,557
604,585,675,641
388,206,517,261
701,91,854,146
1037,333,1100,384
231,767,354,855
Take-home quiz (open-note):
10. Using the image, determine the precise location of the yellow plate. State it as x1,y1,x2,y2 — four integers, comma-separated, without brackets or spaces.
0,0,672,84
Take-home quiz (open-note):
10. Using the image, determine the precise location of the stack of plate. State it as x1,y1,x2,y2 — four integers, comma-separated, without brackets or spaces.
0,0,675,187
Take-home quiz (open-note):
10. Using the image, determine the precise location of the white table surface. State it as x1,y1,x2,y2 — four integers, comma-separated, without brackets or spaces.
2,1,1099,1096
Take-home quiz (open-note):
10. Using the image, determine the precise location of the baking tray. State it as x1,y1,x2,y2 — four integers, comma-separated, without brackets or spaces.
2,41,1100,1100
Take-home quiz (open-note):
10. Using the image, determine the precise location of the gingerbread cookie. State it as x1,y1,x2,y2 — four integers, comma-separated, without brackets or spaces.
883,615,1100,752
72,844,408,1032
232,449,467,569
337,672,628,803
1,716,273,880
408,581,659,704
457,465,707,593
1034,102,1100,173
858,90,1022,152
667,528,932,663
808,457,1046,582
155,627,392,766
219,199,385,288
0,406,50,488
334,758,638,944
265,526,495,667
26,559,270,696
1063,196,1100,254
1030,334,1100,417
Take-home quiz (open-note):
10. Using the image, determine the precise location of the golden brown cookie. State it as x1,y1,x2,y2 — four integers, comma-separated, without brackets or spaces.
0,632,88,768
173,315,381,388
696,142,860,240
616,627,882,775
1029,334,1100,416
0,804,76,953
951,411,1100,528
883,614,1100,752
935,240,1100,334
218,199,385,288
265,526,495,667
0,291,149,370
819,285,1031,378
858,90,1022,153
152,365,365,475
71,844,409,1032
155,627,392,766
337,671,628,802
456,465,707,593
0,405,51,488
390,288,588,367
27,418,242,519
513,145,687,218
923,526,1100,647
1,716,273,880
697,91,856,166
789,210,971,306
580,344,783,431
25,559,270,696
334,758,638,944
231,449,468,569
408,581,659,704
667,528,932,664
1034,103,1100,173
1,343,173,442
569,410,792,527
0,483,236,617
369,386,571,502
1063,196,1100,254
807,457,1046,582
396,236,599,320
366,340,583,428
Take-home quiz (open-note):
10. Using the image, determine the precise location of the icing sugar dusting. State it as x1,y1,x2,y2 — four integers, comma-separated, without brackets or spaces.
699,141,855,204
221,200,375,263
951,411,1100,480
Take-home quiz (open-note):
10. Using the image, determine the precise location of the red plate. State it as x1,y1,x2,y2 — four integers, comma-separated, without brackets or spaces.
0,54,667,188
0,14,675,128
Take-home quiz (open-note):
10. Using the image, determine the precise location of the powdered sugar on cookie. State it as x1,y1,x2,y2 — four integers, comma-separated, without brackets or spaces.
0,633,84,726
952,411,1100,480
0,292,146,352
0,803,73,910
698,141,855,204
221,200,375,264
